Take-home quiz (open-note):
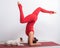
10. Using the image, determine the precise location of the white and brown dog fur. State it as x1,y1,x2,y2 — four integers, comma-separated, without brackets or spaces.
4,38,24,46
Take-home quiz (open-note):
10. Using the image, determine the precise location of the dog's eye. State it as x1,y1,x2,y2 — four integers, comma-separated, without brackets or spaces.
20,38,23,41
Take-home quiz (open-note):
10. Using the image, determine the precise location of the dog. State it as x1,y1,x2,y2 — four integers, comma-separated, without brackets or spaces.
5,38,24,46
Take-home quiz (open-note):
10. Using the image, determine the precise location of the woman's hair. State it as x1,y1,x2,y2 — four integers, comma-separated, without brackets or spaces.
33,37,38,43
28,37,38,44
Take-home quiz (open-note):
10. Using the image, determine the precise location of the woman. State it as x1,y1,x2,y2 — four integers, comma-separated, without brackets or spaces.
17,1,55,46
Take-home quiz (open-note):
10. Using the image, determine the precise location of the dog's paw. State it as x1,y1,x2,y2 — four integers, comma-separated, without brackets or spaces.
18,44,24,46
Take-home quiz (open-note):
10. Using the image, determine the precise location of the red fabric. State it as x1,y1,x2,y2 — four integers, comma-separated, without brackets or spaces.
18,4,53,36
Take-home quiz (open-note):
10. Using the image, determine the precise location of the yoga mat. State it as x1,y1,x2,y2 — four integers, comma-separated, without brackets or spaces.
0,42,60,48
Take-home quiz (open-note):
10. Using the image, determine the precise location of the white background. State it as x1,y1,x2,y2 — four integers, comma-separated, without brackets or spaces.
0,0,60,43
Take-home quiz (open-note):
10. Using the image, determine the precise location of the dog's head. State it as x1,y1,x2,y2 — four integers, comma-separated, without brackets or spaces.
17,37,23,43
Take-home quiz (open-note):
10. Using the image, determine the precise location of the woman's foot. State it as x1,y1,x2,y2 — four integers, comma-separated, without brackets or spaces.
17,1,22,8
17,1,20,4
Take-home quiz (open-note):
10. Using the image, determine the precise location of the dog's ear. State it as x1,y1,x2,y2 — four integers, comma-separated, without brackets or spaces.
20,37,23,41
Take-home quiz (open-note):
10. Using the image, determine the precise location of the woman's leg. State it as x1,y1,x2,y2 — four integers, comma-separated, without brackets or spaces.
18,2,32,23
32,7,55,16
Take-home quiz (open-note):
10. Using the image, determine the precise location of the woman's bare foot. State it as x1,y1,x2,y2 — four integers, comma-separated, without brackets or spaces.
17,1,22,8
49,11,56,14
17,1,21,4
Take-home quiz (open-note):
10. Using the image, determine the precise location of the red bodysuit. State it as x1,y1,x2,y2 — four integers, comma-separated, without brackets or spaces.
18,4,52,36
